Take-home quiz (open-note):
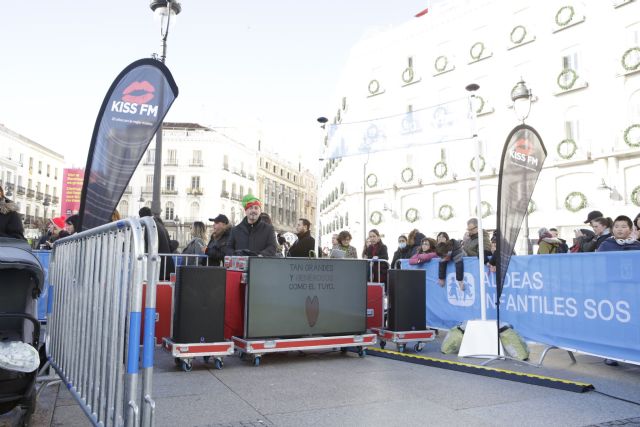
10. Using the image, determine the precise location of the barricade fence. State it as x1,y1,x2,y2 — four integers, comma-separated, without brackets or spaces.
47,218,159,426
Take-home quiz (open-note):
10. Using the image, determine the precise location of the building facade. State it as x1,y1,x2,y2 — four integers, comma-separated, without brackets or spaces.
256,148,317,235
319,0,640,254
0,123,64,239
119,123,257,244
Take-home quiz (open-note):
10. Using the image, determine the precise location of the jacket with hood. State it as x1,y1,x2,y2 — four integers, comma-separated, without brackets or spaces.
0,197,25,240
225,216,277,257
596,237,640,252
288,230,315,258
409,232,426,256
204,224,231,266
391,245,413,268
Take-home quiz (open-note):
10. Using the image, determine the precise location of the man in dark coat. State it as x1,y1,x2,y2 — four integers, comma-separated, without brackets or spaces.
203,213,231,266
139,207,175,280
225,195,277,256
287,218,315,257
0,185,25,240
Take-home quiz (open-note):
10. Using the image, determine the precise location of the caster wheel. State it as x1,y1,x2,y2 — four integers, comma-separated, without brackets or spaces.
214,358,223,370
379,340,386,350
357,347,366,357
414,343,424,352
253,356,261,367
180,360,192,372
397,344,406,353
203,356,211,363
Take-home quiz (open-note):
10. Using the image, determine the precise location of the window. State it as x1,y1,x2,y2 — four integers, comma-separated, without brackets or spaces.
54,168,58,179
232,183,237,198
626,22,640,47
191,176,200,189
190,201,199,219
119,200,129,217
146,149,155,164
166,175,175,191
192,150,202,166
29,157,33,171
45,184,50,195
38,161,42,174
630,90,640,120
47,164,50,177
240,185,244,197
146,175,153,187
167,149,177,165
564,106,581,141
221,179,227,191
165,201,175,220
28,178,32,190
35,206,40,218
223,155,229,170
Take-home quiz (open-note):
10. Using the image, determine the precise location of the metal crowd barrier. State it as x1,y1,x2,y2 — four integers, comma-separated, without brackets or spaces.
46,217,159,426
368,258,390,285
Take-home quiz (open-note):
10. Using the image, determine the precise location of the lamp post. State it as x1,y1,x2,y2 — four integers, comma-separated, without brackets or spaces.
316,117,328,257
149,0,181,217
510,79,533,254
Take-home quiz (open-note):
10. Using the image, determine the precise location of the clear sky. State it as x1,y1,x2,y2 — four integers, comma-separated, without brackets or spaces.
1,1,430,169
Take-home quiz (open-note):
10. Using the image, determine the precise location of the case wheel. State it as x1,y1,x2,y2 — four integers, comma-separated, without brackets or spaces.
397,344,406,353
174,357,181,366
253,356,262,367
379,340,386,350
340,347,348,353
357,346,366,357
414,342,425,352
203,356,211,363
214,358,223,370
180,360,193,372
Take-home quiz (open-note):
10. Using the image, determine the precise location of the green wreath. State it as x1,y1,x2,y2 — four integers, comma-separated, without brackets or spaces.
622,47,640,72
631,185,640,207
438,205,454,221
434,161,448,179
564,191,587,212
557,138,577,160
474,201,493,218
402,67,414,83
555,5,575,27
470,155,486,173
435,55,448,72
510,25,527,44
405,208,419,223
368,79,380,95
557,68,578,90
528,199,536,214
474,95,485,114
366,173,378,188
470,42,485,60
401,167,414,183
624,124,640,147
370,210,382,225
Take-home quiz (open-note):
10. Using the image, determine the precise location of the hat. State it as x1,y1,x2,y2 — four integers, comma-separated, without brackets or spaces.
241,194,261,210
209,214,229,224
50,216,66,230
584,210,603,224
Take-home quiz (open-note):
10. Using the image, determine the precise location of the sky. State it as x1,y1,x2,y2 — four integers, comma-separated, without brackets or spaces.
1,1,431,169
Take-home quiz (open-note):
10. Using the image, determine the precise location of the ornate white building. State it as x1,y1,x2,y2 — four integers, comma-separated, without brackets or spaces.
119,122,257,243
319,0,640,253
0,123,64,239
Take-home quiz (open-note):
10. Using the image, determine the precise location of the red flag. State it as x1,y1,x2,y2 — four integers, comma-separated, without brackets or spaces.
415,7,429,17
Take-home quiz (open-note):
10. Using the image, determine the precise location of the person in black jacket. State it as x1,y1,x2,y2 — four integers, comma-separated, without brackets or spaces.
225,195,277,256
203,214,231,266
139,207,175,280
364,229,389,283
390,234,412,268
0,185,24,240
287,218,315,257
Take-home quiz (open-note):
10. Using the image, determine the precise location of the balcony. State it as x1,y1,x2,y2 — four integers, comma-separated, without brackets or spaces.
189,160,203,167
143,160,154,166
44,195,52,206
142,187,153,194
123,186,132,194
248,174,255,181
164,160,178,166
162,188,178,195
220,190,230,198
223,165,229,171
52,196,59,205
187,188,204,196
36,191,44,201
17,186,25,196
27,189,35,199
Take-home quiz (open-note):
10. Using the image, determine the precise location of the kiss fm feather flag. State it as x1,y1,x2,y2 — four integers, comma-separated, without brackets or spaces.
495,124,547,302
78,58,178,231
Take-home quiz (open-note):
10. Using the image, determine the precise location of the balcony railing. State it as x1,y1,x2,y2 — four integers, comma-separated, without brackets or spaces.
162,188,178,195
248,174,255,181
164,160,178,166
27,189,35,198
142,187,153,194
187,188,204,196
220,190,230,198
143,160,154,166
44,195,52,206
52,196,59,205
189,160,203,167
36,191,44,201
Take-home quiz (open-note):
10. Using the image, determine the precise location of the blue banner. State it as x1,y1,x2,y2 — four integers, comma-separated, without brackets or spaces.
402,251,640,364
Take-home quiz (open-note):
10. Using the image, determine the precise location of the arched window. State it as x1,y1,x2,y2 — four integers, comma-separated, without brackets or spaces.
165,201,175,221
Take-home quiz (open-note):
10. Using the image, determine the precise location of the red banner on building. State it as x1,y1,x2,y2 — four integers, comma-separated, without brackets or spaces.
61,168,84,217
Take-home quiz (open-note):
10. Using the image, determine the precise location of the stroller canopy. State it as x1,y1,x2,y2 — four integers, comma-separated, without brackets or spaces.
0,238,44,295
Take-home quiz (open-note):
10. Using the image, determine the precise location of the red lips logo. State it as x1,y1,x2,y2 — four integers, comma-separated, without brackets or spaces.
122,81,155,104
305,296,319,327
514,137,533,156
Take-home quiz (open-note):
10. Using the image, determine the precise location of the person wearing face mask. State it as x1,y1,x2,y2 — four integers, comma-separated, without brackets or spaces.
391,234,413,268
225,195,277,257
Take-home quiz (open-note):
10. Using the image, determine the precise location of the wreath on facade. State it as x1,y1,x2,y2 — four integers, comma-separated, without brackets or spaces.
434,161,448,179
557,68,578,90
474,201,493,218
624,124,640,147
631,185,640,207
470,42,485,60
470,155,486,173
621,47,640,72
402,67,415,83
434,55,448,73
528,199,537,214
474,95,485,114
405,208,419,223
368,79,380,95
401,167,414,183
564,191,587,212
510,25,527,44
555,5,575,27
557,138,577,160
438,205,454,221
370,211,382,225
366,173,378,188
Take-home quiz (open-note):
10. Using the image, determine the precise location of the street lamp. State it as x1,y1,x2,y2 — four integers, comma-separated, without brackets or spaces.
510,78,533,254
316,117,329,257
149,0,181,217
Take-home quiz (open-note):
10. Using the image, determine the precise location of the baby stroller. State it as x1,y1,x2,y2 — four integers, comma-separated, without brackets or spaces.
0,237,44,426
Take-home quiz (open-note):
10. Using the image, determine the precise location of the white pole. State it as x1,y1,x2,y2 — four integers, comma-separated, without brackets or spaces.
467,86,486,321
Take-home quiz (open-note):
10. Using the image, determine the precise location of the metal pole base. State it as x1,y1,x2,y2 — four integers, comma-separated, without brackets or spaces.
458,319,504,358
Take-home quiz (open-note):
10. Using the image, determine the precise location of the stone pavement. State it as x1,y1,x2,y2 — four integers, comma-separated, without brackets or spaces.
2,339,639,426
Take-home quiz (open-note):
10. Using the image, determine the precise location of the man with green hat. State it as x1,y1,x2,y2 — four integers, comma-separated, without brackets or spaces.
225,195,277,256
